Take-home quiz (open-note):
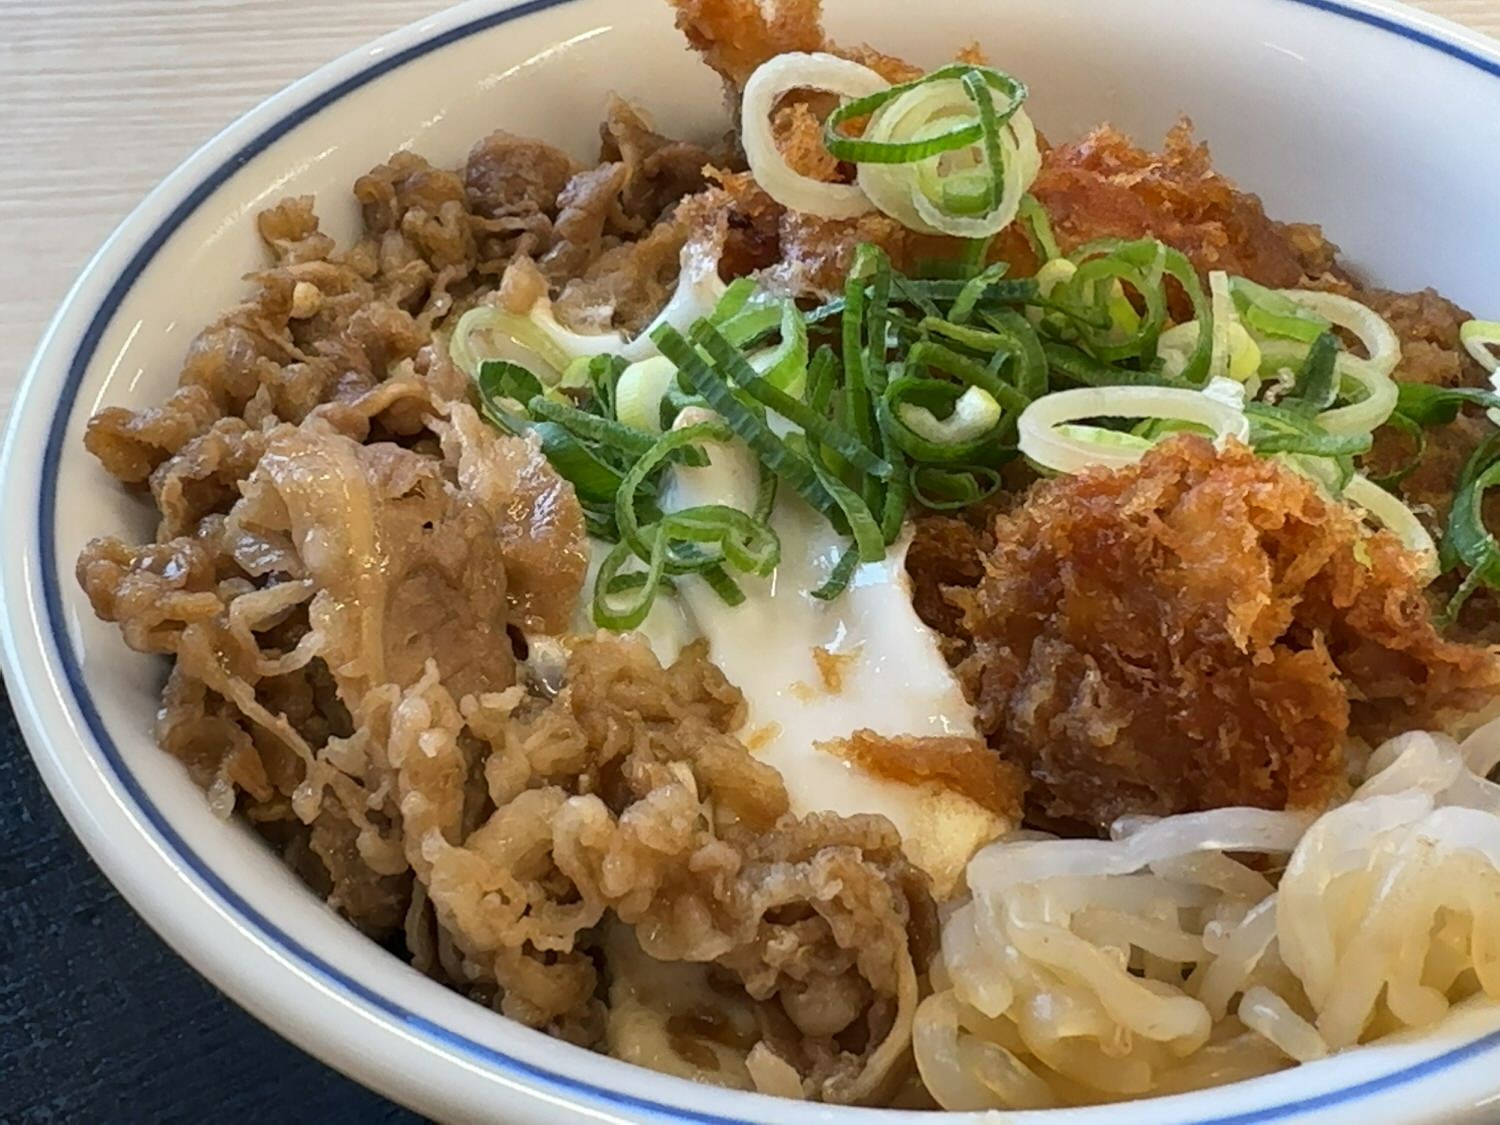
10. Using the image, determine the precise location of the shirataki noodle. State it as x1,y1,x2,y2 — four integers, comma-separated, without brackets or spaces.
918,728,1500,1108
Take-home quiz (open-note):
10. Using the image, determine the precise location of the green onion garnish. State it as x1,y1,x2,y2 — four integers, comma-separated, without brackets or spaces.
462,221,1435,633
821,63,1027,165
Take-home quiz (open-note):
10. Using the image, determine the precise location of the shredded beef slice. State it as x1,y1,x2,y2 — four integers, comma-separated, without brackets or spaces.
77,97,934,1099
600,95,717,225
394,636,933,1103
78,399,584,930
464,130,578,220
949,437,1500,832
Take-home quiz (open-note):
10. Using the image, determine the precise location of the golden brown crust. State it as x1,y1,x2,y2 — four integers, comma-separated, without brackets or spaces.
944,438,1500,832
1031,121,1343,289
905,515,993,657
822,729,1026,820
668,0,825,89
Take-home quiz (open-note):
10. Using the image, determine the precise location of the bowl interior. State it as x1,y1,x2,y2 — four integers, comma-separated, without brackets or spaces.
22,0,1500,1121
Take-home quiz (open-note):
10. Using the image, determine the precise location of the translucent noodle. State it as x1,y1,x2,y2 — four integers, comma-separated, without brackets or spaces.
918,730,1500,1108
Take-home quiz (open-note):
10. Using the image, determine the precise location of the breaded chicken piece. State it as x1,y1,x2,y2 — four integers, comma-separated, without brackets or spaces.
668,0,920,91
669,0,824,89
1030,121,1341,288
948,437,1500,832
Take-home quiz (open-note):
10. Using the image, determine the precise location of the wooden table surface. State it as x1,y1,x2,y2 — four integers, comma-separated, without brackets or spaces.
1,1,1498,1121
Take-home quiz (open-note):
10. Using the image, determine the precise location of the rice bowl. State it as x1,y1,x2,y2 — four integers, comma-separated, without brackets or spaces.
7,0,1500,1120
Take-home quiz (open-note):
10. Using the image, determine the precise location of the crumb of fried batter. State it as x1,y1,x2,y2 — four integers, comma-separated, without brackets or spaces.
952,437,1500,832
773,100,843,182
668,0,825,89
811,645,859,694
834,42,923,83
821,729,1026,820
744,722,784,751
1031,120,1345,289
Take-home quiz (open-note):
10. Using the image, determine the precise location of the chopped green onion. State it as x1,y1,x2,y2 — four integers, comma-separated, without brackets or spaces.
958,68,1006,214
806,345,839,416
881,377,1006,463
879,471,910,543
863,248,895,390
592,537,668,630
743,300,810,396
526,396,658,457
1392,381,1500,427
822,63,1027,164
615,420,733,572
1018,195,1059,263
1461,319,1500,374
906,340,1030,419
615,355,679,433
657,322,838,520
910,464,1003,510
736,371,894,479
1042,340,1189,389
477,359,544,408
811,543,862,602
1441,431,1500,591
710,277,758,325
665,504,781,576
520,423,626,504
1231,277,1331,343
789,434,885,563
1277,331,1340,414
699,564,748,607
1367,410,1426,489
1245,401,1368,455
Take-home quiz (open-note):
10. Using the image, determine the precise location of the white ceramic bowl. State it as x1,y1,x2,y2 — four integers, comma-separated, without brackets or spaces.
7,0,1500,1121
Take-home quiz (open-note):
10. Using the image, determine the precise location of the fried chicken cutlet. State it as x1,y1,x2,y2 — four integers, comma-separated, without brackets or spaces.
939,438,1500,832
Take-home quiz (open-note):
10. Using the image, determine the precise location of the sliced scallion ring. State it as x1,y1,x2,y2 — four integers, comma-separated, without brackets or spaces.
1461,320,1500,373
1344,474,1439,581
741,52,887,220
1271,290,1400,378
856,74,1039,238
1317,354,1399,435
1262,289,1400,434
1018,385,1250,473
615,355,679,433
898,385,1002,445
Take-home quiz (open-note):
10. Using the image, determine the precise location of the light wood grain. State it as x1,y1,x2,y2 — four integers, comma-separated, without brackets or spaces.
2,0,1495,426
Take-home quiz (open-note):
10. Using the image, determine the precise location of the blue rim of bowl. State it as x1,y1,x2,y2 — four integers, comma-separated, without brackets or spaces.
30,0,1500,1121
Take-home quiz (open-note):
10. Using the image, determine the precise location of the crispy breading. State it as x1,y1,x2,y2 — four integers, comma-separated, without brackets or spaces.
822,730,1026,820
773,99,842,182
668,0,825,89
947,437,1500,832
667,0,923,89
1031,121,1341,288
905,515,992,656
679,168,919,298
